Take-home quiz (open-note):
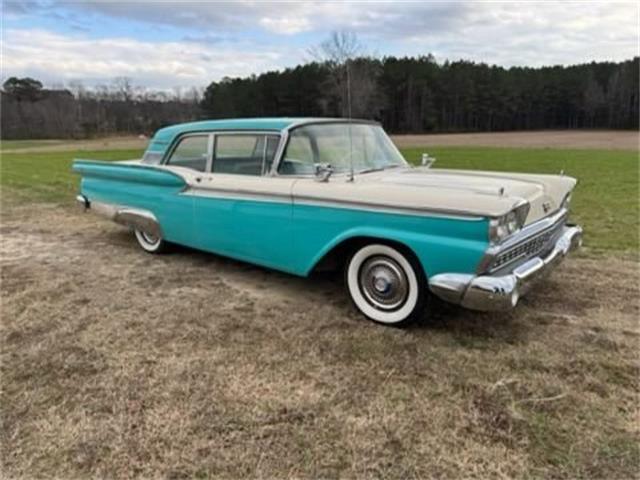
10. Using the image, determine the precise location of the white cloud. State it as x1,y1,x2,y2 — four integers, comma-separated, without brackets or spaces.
414,2,640,67
7,1,468,37
2,29,297,88
259,16,312,35
2,2,638,88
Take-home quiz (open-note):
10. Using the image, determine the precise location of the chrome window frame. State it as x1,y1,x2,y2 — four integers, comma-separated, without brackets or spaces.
161,129,282,177
163,132,212,173
271,119,404,178
160,119,388,178
211,131,281,176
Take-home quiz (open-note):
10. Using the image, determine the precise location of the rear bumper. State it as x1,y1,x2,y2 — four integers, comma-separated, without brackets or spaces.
429,224,583,311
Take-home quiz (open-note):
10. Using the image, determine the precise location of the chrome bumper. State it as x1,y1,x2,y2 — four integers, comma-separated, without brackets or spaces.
429,225,583,311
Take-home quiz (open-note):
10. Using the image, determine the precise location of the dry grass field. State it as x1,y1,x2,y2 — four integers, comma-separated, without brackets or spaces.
1,201,638,478
1,130,638,478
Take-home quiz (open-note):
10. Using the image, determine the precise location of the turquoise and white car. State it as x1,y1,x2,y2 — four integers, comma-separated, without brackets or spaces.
73,118,582,326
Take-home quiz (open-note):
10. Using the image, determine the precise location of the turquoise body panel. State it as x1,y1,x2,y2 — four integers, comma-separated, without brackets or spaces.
290,205,488,276
74,160,195,247
73,159,490,278
191,195,294,272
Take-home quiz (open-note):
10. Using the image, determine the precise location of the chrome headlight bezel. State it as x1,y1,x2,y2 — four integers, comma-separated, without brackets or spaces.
489,202,530,244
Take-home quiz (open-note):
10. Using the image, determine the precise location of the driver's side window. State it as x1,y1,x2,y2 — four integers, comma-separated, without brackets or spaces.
279,133,315,175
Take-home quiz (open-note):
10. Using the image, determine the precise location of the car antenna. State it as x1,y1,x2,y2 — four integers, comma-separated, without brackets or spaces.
346,59,354,182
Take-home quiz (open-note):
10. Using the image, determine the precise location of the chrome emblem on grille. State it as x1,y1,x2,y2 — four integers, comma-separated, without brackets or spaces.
543,201,552,213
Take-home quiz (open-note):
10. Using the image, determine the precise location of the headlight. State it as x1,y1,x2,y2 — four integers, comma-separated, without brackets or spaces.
490,202,529,243
562,193,572,209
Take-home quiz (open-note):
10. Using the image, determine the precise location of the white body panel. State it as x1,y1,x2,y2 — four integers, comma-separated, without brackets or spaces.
146,163,575,223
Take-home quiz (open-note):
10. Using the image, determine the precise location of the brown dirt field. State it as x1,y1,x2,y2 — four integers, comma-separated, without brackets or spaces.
2,136,149,153
391,130,639,150
1,202,639,478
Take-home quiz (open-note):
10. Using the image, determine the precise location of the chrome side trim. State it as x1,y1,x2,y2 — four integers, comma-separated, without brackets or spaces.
430,224,583,312
79,197,162,237
182,187,291,204
182,185,484,221
115,209,162,238
293,196,484,221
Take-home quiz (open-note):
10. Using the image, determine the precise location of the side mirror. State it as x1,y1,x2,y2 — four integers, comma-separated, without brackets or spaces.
421,153,436,168
314,163,334,182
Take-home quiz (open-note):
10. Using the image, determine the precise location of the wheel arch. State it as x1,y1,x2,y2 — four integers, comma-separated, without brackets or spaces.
308,232,428,280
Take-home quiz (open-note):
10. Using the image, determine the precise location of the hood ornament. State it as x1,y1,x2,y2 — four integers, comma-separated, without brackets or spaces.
499,187,505,196
543,201,552,213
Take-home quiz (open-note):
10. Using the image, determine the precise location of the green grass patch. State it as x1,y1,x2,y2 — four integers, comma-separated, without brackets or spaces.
0,149,143,202
0,145,637,254
403,147,639,254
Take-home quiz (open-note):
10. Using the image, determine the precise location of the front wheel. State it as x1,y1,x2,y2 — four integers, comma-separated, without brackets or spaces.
345,243,427,326
134,228,169,254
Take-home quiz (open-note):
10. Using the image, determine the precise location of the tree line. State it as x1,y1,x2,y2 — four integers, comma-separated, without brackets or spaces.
1,77,201,140
1,56,638,140
202,55,639,132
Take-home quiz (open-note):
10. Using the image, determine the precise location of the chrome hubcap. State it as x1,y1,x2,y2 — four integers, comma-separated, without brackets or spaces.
141,231,159,245
359,256,409,310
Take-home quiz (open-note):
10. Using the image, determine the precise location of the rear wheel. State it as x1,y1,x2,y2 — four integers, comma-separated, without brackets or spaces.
134,228,168,254
345,243,426,326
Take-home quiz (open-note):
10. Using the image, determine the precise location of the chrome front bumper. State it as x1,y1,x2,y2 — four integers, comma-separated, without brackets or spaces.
429,224,583,311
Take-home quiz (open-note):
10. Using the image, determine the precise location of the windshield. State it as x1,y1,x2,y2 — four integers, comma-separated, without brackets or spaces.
279,123,407,176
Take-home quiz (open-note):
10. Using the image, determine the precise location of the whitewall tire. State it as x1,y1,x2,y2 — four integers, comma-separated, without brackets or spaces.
134,228,168,254
345,243,426,326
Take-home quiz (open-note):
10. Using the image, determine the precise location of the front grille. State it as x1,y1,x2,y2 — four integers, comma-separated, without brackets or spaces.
490,221,563,272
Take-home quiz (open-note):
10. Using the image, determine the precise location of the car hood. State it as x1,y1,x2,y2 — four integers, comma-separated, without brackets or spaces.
381,168,576,223
293,167,577,223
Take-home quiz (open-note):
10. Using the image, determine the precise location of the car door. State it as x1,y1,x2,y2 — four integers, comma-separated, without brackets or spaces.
156,133,210,246
192,132,297,272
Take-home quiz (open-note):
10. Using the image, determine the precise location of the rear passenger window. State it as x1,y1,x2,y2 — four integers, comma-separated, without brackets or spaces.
213,134,279,176
167,135,208,172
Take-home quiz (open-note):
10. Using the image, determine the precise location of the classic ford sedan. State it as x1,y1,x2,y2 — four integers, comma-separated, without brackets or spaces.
73,118,582,326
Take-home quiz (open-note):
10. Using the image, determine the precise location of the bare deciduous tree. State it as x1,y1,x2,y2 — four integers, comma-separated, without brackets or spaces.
308,31,363,67
309,31,382,118
112,76,134,102
67,80,87,100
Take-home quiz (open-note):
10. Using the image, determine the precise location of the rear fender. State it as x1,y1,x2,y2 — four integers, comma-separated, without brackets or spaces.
73,159,191,244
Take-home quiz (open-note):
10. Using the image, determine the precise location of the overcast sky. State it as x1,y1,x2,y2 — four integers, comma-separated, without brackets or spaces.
2,1,639,90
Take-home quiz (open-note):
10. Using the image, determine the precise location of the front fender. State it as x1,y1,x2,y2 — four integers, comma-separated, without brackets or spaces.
292,204,490,277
